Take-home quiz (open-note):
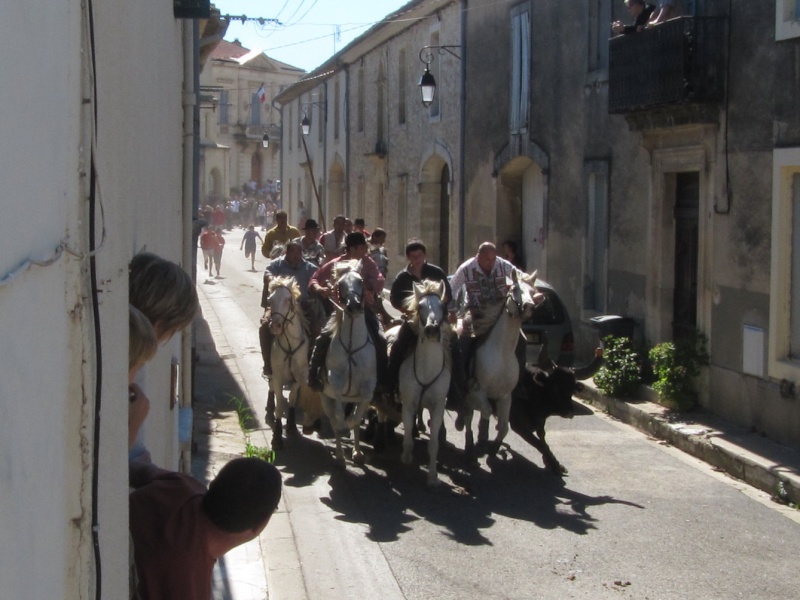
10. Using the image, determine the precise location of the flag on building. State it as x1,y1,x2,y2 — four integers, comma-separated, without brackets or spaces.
257,85,267,104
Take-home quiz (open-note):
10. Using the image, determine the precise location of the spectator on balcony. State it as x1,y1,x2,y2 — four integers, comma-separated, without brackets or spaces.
612,0,656,35
647,0,677,27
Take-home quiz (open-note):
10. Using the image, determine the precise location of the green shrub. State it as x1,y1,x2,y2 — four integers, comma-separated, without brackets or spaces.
593,336,643,397
648,331,709,411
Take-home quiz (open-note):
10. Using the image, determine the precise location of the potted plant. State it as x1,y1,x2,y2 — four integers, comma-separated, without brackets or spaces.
593,336,644,398
648,331,709,411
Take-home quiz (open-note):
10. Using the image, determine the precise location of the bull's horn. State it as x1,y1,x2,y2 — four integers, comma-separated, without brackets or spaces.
571,347,604,380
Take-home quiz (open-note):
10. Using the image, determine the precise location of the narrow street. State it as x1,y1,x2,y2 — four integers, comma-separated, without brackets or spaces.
198,229,800,600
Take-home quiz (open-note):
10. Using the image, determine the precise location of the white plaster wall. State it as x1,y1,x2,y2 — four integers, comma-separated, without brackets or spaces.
1,1,188,597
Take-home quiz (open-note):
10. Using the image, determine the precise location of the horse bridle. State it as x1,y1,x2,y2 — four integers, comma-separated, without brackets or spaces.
269,286,305,362
410,293,447,402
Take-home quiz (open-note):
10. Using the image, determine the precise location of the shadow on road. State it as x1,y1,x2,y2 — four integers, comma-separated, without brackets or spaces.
288,421,647,547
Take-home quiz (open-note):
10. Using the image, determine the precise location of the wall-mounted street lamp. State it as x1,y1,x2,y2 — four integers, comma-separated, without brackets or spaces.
261,123,281,148
418,45,461,107
300,101,326,136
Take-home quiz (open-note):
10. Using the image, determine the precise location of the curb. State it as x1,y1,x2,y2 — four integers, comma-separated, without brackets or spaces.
576,384,800,506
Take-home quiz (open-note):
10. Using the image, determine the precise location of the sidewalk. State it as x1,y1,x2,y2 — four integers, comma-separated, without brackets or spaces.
192,287,305,600
576,383,800,506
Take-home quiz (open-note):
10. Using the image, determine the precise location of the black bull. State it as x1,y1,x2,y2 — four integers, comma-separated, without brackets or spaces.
509,348,604,475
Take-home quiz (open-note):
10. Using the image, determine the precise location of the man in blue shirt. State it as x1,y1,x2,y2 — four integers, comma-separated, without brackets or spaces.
259,239,321,377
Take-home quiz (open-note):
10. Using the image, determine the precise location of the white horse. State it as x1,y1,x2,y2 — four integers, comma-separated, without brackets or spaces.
461,270,540,457
266,276,309,449
398,280,452,486
320,260,377,467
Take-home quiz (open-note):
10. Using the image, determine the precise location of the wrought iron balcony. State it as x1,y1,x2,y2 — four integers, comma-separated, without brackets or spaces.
608,17,726,115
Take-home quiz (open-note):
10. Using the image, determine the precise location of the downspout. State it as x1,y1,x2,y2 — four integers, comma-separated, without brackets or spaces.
322,81,328,222
271,101,283,213
179,19,197,474
345,66,351,215
458,0,467,261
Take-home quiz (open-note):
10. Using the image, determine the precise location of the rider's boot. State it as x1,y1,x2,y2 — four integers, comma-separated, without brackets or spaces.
385,321,416,395
308,332,332,391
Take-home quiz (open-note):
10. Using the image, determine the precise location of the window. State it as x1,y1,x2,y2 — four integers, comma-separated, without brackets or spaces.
288,105,293,151
776,1,800,40
428,29,441,118
398,48,407,125
219,89,229,125
358,66,365,133
768,148,800,379
334,79,341,140
587,0,611,73
583,161,609,314
397,175,408,255
250,93,261,126
510,5,530,133
377,61,386,148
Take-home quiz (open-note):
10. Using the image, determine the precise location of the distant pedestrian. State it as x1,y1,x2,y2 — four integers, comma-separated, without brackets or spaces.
240,225,263,271
199,227,215,276
213,227,226,278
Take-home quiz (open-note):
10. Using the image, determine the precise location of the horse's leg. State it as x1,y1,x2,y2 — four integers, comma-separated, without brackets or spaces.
265,390,276,427
270,379,287,450
492,394,512,453
286,384,298,435
463,406,477,461
401,396,416,467
427,400,446,486
350,401,371,466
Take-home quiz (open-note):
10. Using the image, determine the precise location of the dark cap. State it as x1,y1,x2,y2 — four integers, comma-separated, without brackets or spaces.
302,218,320,230
345,231,367,248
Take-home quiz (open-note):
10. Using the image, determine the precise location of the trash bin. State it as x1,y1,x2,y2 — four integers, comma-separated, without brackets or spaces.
591,315,635,341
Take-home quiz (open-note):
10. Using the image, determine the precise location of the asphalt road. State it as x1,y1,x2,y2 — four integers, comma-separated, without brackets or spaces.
200,230,800,600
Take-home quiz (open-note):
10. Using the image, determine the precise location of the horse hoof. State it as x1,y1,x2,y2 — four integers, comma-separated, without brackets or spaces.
426,476,441,488
272,436,284,451
352,452,365,466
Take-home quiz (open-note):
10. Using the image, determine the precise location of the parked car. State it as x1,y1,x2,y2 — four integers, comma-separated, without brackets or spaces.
522,279,575,367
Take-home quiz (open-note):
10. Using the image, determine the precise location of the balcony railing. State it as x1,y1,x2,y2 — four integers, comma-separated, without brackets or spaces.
608,17,726,114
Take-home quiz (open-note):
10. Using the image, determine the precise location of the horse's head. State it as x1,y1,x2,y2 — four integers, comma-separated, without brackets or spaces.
505,269,540,321
334,260,365,315
413,280,446,341
267,276,298,335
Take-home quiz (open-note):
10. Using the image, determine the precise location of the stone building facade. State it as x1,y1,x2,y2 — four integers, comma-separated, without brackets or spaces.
464,0,800,449
199,39,303,206
276,0,462,271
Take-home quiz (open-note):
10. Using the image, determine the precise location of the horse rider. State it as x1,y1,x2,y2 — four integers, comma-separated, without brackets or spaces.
292,218,326,266
261,210,300,258
259,239,322,378
307,231,388,392
385,239,468,407
449,241,544,388
319,214,347,263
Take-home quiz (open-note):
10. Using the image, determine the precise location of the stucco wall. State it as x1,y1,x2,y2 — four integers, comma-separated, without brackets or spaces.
1,1,189,596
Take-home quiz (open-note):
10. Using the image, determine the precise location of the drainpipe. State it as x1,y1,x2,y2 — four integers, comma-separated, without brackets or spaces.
458,0,467,261
345,66,351,215
322,82,328,222
179,19,197,474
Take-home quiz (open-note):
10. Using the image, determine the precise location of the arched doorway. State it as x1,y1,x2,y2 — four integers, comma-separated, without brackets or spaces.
250,152,263,187
210,167,222,197
419,153,452,272
496,149,548,276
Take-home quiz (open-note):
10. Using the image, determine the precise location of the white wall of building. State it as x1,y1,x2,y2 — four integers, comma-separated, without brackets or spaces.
1,1,189,597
